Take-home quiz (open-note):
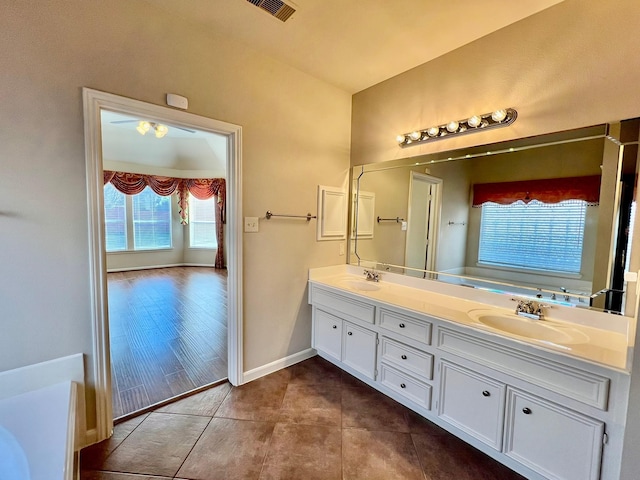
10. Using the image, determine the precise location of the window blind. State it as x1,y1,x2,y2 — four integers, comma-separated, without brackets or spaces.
132,187,172,250
189,195,217,248
478,200,587,274
104,183,126,252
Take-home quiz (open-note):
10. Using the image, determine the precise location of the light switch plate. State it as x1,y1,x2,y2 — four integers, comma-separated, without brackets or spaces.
244,217,259,233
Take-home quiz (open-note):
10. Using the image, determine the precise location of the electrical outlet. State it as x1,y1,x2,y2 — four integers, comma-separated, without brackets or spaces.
244,217,259,233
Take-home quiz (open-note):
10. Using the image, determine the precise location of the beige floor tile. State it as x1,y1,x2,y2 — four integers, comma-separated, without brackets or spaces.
278,383,342,426
214,375,288,422
289,356,343,387
412,432,526,480
81,414,149,470
155,382,231,416
177,418,275,480
259,423,342,480
343,428,424,480
405,409,449,436
342,384,409,432
101,412,210,477
81,472,171,480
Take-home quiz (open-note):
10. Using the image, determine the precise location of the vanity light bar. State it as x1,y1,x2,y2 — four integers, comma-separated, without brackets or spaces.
396,108,518,147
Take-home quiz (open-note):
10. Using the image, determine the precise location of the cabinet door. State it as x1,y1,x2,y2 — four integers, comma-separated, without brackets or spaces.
342,321,377,380
504,388,604,480
313,308,343,361
438,361,505,450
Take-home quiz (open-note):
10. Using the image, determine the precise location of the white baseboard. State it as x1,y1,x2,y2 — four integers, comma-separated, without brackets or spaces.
107,263,216,273
242,348,316,384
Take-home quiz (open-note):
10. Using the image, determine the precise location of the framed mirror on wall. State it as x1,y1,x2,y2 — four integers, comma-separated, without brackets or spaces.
350,118,640,317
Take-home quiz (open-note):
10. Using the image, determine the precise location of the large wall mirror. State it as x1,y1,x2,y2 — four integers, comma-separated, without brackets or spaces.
350,119,640,317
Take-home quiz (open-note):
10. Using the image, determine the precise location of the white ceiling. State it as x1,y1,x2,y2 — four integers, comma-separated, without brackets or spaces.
148,0,564,93
101,111,227,176
102,0,564,172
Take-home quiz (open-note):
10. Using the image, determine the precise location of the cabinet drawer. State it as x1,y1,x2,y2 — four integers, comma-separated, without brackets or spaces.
378,308,431,344
379,364,431,409
311,286,375,324
504,388,604,480
380,337,433,380
313,308,343,361
438,360,505,450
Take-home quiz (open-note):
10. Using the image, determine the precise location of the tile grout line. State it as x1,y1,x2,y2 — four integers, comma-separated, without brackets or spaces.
168,377,235,477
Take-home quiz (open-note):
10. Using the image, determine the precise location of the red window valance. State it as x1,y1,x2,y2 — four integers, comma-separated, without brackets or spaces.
103,171,226,268
472,175,601,207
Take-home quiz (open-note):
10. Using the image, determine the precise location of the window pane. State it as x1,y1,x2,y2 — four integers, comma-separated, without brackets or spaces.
189,196,217,248
104,183,126,252
132,187,172,250
478,200,587,274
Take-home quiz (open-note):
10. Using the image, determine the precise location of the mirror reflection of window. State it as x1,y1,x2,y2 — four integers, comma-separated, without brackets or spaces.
478,199,587,274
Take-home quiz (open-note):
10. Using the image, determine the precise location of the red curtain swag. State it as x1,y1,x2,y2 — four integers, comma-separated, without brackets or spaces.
472,175,601,207
103,171,226,269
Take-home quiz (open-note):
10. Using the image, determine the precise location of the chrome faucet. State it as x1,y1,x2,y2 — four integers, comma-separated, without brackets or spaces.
513,299,548,320
363,269,380,282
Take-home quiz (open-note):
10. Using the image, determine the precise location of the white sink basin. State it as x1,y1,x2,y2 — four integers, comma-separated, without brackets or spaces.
467,309,589,345
339,280,381,292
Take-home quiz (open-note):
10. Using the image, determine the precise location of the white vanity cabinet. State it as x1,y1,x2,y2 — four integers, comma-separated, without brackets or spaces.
503,388,604,480
310,285,378,381
308,278,625,480
313,308,343,362
438,360,506,450
342,321,377,379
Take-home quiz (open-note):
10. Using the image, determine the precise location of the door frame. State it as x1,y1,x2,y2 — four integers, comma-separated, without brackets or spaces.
82,88,243,444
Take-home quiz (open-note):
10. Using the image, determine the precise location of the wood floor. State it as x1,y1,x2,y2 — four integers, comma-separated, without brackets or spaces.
107,266,228,419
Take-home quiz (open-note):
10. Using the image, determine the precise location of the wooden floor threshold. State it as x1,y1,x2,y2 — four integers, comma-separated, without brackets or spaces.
114,377,230,424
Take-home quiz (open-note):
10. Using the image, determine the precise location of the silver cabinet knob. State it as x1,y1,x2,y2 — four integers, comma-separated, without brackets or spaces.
522,407,532,415
347,331,353,336
400,383,406,388
332,325,337,329
399,323,406,328
482,390,490,397
401,355,407,360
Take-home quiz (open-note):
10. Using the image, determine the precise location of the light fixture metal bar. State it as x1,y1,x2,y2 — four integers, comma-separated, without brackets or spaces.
397,108,517,148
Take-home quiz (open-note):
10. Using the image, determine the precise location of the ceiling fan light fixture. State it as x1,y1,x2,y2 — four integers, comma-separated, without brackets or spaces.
136,121,151,135
154,124,169,138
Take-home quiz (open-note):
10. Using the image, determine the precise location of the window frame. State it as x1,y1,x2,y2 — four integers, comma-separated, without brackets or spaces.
104,185,173,253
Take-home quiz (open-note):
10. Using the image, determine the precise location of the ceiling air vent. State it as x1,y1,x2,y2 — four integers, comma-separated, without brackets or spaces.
246,0,296,22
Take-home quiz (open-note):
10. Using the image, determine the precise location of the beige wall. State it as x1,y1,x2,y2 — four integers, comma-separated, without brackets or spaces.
0,0,351,432
351,0,640,166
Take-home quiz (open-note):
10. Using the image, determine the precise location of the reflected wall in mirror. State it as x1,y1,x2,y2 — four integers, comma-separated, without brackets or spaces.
351,120,640,317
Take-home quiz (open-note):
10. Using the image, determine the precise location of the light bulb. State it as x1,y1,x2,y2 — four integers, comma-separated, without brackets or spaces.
427,127,440,137
409,131,421,141
467,115,481,128
491,109,507,122
154,124,169,138
136,121,151,135
446,121,459,133
396,134,407,144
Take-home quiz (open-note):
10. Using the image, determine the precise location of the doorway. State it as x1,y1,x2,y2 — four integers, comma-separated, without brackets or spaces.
404,172,442,278
83,88,243,444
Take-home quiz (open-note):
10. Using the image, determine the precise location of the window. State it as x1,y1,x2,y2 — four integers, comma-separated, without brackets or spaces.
189,195,217,248
104,183,126,251
132,188,172,249
104,185,172,252
478,200,587,274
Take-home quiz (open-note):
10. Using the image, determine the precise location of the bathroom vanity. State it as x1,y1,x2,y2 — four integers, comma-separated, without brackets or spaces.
309,265,632,480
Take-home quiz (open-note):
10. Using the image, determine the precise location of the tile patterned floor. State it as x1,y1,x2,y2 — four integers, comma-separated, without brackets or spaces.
81,356,526,480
